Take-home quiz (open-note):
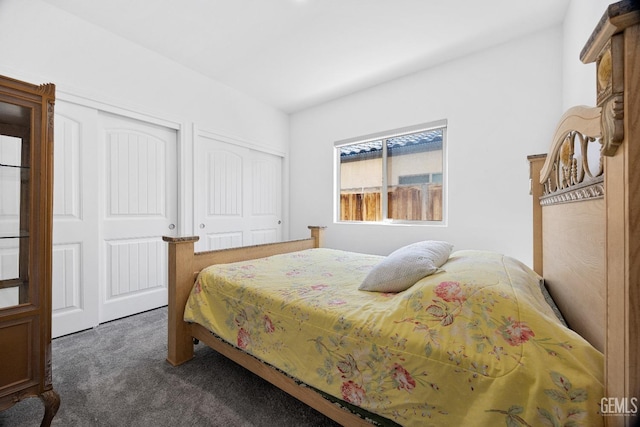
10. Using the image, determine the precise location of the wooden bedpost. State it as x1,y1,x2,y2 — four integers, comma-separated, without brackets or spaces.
163,236,199,366
580,1,640,422
527,154,546,276
308,226,326,248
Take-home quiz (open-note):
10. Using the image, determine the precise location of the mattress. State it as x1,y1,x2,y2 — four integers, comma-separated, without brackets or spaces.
184,248,604,426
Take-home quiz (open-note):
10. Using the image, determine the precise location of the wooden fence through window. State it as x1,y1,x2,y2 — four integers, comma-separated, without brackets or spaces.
340,184,442,221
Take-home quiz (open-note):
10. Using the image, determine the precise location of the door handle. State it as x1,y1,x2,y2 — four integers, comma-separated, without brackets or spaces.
168,224,175,230
199,223,205,229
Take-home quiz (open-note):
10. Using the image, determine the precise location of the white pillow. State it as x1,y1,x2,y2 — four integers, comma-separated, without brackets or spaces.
359,240,453,293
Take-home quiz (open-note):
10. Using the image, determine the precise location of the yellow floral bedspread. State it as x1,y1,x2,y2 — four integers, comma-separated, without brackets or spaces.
184,248,604,426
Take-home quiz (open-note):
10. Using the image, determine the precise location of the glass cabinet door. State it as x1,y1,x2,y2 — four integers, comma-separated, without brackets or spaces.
0,100,31,309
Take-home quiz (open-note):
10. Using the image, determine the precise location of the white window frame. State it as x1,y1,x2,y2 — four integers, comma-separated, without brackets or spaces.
334,119,447,226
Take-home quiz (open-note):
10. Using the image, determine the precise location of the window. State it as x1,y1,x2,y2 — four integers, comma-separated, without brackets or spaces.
335,120,446,224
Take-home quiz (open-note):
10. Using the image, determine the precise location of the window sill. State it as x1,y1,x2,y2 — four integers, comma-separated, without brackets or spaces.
334,219,447,227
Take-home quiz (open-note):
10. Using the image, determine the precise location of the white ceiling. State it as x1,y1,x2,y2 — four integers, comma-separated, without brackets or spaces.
42,0,570,113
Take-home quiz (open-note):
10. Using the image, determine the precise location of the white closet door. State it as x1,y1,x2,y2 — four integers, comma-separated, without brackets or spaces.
51,101,100,337
195,135,282,252
249,149,283,244
99,112,177,323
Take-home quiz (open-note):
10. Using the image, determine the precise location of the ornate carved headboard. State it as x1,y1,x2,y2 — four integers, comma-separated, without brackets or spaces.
530,106,606,351
529,2,639,425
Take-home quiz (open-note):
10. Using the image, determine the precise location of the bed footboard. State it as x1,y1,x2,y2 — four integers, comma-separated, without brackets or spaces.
164,235,199,366
163,226,326,366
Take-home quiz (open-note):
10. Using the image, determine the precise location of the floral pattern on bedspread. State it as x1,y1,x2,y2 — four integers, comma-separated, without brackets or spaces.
184,248,604,426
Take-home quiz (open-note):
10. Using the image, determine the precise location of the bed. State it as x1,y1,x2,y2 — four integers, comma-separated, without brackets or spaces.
164,2,639,426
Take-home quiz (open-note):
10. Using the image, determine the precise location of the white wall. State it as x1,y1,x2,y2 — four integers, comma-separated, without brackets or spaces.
289,28,564,266
562,0,614,109
0,0,288,159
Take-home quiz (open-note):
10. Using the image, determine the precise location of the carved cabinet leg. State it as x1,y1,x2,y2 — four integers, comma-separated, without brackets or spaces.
39,389,60,427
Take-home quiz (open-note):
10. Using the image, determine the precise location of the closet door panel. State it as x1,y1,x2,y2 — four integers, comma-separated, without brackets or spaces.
249,150,282,245
51,102,99,337
99,112,177,323
194,134,283,252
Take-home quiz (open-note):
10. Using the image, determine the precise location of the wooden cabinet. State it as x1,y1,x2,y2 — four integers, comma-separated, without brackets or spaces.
0,75,59,425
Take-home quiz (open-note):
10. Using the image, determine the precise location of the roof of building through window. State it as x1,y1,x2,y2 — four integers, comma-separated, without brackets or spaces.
339,129,443,157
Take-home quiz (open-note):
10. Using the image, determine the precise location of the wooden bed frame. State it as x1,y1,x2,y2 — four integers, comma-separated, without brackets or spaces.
165,2,639,426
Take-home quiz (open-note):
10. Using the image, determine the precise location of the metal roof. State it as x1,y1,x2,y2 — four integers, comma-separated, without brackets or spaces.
339,129,443,158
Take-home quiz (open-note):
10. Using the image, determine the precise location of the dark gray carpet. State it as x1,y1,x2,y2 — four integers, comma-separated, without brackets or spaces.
0,307,340,427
